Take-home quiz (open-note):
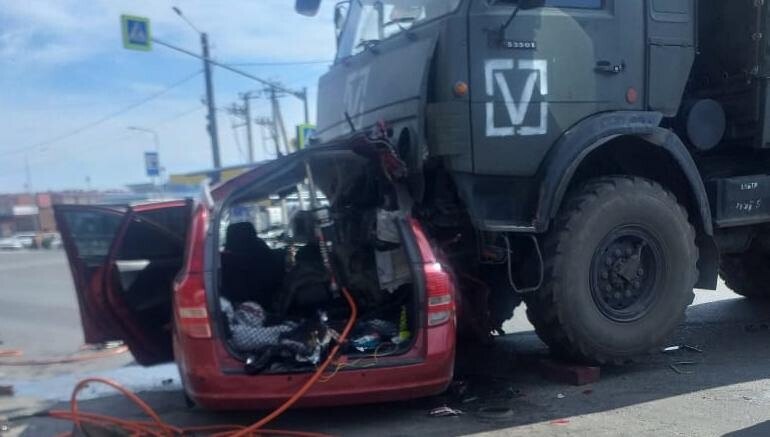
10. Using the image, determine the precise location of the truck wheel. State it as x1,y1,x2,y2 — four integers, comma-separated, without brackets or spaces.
719,246,770,299
525,177,698,364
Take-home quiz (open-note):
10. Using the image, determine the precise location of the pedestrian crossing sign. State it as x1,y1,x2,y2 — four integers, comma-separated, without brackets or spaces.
121,15,152,51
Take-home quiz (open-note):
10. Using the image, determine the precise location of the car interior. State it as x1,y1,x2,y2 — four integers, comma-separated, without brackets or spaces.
215,155,420,374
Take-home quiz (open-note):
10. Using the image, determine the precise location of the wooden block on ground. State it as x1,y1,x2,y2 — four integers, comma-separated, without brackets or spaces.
539,359,600,386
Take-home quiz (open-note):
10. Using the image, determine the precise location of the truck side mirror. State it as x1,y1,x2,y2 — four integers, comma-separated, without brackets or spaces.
296,0,322,16
519,0,545,9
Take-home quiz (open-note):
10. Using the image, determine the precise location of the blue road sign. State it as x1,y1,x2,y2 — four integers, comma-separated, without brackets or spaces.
121,15,152,51
145,152,160,177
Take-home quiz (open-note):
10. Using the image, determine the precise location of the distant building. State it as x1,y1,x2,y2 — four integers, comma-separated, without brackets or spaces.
0,191,103,237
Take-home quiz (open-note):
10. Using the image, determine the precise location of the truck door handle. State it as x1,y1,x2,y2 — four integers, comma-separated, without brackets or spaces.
595,60,625,74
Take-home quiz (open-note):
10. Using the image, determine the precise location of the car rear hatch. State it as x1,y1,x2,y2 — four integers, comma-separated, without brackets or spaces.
204,141,456,375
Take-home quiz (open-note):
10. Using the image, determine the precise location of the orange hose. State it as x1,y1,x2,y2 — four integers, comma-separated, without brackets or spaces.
0,349,22,358
226,286,358,437
49,287,357,437
0,345,128,366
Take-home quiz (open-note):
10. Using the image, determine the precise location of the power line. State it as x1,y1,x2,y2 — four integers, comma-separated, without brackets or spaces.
229,60,333,67
153,105,205,126
0,70,203,158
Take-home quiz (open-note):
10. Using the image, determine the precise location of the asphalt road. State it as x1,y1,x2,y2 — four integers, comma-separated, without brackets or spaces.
1,250,770,436
0,250,134,378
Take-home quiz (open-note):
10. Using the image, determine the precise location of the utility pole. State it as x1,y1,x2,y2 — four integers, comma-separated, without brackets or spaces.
24,155,31,194
302,87,310,124
255,116,282,157
244,95,254,163
152,7,312,170
227,93,256,164
270,87,292,153
171,7,221,171
258,123,270,158
201,33,221,170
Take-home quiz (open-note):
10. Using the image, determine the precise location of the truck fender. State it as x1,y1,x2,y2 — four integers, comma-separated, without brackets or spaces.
534,111,713,237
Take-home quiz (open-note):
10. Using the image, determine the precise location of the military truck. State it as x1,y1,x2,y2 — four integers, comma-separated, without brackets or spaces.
295,0,770,364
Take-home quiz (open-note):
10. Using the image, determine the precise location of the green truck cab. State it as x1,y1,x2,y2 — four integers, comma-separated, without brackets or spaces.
298,0,770,364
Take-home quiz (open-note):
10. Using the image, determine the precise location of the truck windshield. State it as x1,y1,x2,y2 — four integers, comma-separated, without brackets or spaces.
336,0,462,59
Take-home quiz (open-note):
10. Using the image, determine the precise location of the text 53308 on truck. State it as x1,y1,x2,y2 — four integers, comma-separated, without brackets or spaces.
300,0,770,364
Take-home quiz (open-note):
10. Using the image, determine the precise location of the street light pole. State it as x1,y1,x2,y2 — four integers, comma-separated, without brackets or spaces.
128,126,163,191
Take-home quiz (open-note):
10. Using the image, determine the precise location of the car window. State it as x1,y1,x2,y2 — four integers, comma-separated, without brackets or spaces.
60,210,124,265
117,217,184,260
137,207,190,242
337,0,462,59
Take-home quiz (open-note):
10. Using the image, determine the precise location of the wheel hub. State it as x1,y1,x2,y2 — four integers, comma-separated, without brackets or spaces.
590,227,663,322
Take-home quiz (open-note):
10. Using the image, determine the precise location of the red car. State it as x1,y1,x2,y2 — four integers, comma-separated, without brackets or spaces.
55,146,456,409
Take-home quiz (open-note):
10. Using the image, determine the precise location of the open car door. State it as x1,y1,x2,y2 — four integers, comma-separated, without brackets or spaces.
55,200,192,365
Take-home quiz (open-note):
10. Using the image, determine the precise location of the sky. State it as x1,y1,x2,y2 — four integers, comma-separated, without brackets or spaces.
0,0,337,192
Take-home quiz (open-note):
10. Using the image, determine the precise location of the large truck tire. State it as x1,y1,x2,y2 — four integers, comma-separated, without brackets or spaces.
719,247,770,299
525,177,698,364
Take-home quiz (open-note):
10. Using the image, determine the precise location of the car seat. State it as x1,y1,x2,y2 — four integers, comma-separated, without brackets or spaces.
221,222,284,308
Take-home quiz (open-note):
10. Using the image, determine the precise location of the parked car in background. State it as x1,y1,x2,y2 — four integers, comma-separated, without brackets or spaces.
13,233,38,249
0,236,24,250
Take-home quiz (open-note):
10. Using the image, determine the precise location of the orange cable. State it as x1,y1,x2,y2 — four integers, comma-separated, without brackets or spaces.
0,345,128,366
49,287,357,437
0,349,23,358
226,287,357,437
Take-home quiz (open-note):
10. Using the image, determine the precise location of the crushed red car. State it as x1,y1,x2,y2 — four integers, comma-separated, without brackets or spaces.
55,144,457,409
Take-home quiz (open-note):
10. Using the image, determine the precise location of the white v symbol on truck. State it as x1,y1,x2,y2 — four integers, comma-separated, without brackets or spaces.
485,59,549,138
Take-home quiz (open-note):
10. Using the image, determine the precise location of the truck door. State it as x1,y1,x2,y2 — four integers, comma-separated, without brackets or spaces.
316,0,464,141
55,200,192,365
468,0,646,177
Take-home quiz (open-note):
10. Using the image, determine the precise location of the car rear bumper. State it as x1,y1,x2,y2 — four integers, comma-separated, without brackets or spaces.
175,327,455,410
189,361,453,410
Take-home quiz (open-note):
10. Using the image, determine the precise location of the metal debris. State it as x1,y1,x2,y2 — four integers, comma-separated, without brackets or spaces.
429,406,464,417
0,385,13,397
662,344,703,353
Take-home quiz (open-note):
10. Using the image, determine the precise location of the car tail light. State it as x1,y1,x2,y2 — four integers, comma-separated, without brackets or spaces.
175,205,212,339
410,218,455,327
